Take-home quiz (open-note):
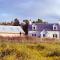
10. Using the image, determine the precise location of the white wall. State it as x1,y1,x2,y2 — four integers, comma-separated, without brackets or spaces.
46,31,60,39
0,33,25,37
28,30,60,39
28,31,40,37
40,30,47,38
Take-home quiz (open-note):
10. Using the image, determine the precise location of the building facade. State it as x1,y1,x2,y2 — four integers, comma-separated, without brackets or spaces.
28,22,60,39
0,25,25,37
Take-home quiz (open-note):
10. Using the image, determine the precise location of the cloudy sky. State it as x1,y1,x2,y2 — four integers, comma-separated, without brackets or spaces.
0,0,60,23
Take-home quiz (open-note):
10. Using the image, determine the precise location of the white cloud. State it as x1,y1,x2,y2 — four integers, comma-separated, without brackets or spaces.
0,0,60,22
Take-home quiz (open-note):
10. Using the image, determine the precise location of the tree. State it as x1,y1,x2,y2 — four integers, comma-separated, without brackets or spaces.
36,19,43,23
32,21,36,23
22,19,29,35
23,20,29,24
13,18,20,26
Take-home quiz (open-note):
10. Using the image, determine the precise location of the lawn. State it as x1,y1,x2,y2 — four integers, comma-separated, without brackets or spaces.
0,41,60,60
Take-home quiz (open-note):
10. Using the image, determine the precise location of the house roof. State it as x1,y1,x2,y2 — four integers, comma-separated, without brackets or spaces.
28,23,60,31
0,25,25,33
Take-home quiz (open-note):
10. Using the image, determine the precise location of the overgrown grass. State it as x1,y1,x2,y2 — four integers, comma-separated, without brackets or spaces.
0,42,60,60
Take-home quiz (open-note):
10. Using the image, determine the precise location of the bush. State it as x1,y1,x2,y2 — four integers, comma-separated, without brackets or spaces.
36,45,45,51
0,48,17,58
27,44,45,51
16,51,30,60
46,50,60,57
0,43,7,49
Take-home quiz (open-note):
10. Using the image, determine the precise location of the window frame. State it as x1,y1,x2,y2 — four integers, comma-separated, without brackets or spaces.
43,34,45,37
53,24,57,30
32,34,36,36
53,34,57,38
54,27,57,30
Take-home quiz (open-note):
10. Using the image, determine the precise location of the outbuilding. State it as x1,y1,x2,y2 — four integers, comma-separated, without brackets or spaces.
0,25,25,37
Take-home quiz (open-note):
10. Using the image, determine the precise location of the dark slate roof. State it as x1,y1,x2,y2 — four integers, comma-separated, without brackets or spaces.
35,23,53,31
28,23,60,31
28,25,32,31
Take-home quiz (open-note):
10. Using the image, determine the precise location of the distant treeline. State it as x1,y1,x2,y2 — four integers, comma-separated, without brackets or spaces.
0,18,48,25
0,18,48,35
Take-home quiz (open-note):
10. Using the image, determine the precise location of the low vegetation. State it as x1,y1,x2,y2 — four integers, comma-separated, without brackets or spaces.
0,41,59,60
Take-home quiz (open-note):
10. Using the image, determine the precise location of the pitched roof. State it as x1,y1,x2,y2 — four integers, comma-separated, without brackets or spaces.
0,25,25,33
28,23,60,31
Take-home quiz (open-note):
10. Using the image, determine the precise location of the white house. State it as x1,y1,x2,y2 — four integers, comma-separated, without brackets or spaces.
0,25,25,37
28,21,60,39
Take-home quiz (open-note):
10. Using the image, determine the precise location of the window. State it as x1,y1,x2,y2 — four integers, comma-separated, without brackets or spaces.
43,34,45,37
35,34,36,36
32,34,33,36
33,27,35,30
53,24,57,30
54,27,56,30
53,34,57,38
32,25,36,31
32,34,36,36
32,26,36,31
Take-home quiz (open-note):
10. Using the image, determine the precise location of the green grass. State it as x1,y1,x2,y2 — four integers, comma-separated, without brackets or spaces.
0,42,60,60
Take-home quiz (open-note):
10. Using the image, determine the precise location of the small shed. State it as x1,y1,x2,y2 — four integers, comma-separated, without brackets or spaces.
0,25,25,37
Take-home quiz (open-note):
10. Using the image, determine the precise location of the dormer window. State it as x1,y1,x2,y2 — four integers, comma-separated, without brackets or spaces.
32,26,36,30
54,27,56,30
32,24,36,31
43,34,45,37
33,27,35,29
53,24,57,30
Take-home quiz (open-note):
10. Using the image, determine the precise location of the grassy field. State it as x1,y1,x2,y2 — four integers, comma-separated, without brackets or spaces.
0,41,60,60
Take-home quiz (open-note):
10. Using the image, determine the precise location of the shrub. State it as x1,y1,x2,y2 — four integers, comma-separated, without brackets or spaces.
16,51,30,60
27,44,45,51
36,44,45,51
0,48,17,58
0,43,7,49
46,50,60,57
